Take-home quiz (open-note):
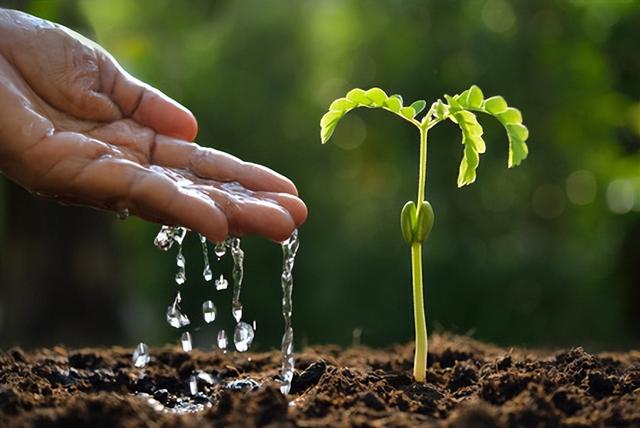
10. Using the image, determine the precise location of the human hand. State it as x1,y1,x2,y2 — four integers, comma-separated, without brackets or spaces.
0,9,306,242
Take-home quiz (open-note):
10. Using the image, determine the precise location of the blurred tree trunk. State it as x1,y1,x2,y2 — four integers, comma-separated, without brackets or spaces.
0,0,123,347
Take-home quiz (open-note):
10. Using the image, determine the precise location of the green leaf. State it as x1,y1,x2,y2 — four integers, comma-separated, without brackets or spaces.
466,85,484,108
346,88,371,105
452,110,486,152
390,94,403,104
506,123,529,141
385,97,402,113
483,96,508,114
410,100,427,115
329,97,356,112
498,107,522,125
444,94,461,111
320,110,343,128
508,137,529,167
365,87,388,106
400,106,416,120
457,141,480,187
321,122,338,144
400,201,417,245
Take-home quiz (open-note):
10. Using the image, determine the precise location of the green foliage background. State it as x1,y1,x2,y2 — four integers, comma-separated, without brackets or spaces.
1,0,640,351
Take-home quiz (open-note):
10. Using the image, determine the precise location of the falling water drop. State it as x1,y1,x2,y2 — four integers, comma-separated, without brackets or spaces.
233,322,254,352
232,306,243,323
217,330,228,351
181,331,193,352
253,320,257,331
214,242,226,259
200,234,213,282
166,292,190,328
228,237,245,322
215,274,228,290
279,229,299,395
154,226,177,251
202,300,216,323
175,246,186,285
132,342,150,368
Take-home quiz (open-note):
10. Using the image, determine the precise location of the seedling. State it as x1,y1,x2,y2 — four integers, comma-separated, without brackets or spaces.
320,85,529,381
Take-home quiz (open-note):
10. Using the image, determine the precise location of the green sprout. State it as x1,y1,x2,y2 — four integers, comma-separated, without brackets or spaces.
320,85,529,382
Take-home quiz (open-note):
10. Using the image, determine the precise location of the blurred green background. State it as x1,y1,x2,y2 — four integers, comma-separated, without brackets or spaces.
1,0,639,352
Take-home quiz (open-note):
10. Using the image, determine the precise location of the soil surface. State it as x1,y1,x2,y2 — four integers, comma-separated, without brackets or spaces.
1,334,639,427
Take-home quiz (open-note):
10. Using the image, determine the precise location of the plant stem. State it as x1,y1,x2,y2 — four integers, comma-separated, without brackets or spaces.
412,126,429,382
410,242,427,381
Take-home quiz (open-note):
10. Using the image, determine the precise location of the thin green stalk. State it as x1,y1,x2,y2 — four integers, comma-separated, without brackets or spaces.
412,126,429,382
410,241,427,381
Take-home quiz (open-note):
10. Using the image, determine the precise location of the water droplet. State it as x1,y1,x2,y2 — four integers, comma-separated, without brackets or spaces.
175,246,186,285
166,292,190,328
229,237,245,323
154,226,177,251
181,331,192,352
117,208,130,220
215,274,228,290
232,305,243,323
217,329,228,351
214,242,226,258
189,375,198,395
253,320,257,331
233,321,254,352
202,300,216,323
200,234,212,282
132,342,150,368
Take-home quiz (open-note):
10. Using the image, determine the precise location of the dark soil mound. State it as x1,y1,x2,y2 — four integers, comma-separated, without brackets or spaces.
1,334,639,427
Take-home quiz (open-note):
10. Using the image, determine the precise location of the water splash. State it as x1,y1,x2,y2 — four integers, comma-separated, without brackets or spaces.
217,329,228,351
215,274,228,290
227,237,245,322
180,331,192,352
279,229,299,395
202,300,216,323
233,321,254,352
166,292,190,328
199,234,213,281
132,342,150,368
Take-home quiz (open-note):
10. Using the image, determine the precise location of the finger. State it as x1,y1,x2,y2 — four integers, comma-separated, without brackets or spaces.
253,191,308,227
196,184,296,242
104,57,198,141
152,135,299,196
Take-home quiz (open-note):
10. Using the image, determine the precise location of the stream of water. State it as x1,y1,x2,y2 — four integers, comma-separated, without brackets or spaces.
142,226,300,395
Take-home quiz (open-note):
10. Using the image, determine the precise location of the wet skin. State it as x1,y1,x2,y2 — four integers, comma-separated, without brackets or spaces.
0,9,307,242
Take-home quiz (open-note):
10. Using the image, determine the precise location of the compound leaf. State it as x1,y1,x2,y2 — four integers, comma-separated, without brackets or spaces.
457,142,480,187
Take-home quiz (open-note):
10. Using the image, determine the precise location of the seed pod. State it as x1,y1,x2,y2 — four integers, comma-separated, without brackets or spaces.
415,201,435,243
401,201,417,245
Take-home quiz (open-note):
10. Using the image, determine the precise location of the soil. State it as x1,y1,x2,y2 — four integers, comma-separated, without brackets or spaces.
1,334,639,427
